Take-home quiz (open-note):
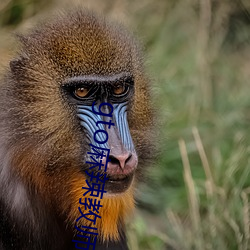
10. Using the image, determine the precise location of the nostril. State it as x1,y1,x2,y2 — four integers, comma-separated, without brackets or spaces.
125,154,132,164
108,155,120,165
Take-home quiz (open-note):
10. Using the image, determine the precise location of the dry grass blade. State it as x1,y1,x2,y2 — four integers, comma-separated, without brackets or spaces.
178,139,203,249
241,191,250,250
192,126,214,196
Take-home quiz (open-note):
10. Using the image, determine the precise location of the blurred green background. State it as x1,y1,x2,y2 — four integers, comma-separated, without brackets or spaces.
1,0,250,249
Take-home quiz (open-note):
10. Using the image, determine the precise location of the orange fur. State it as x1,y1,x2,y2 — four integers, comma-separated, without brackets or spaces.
68,173,135,241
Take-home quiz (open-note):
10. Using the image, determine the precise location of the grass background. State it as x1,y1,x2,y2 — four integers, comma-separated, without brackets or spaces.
0,0,250,249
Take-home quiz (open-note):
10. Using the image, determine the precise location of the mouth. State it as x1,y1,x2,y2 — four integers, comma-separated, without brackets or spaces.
105,173,134,193
83,169,134,194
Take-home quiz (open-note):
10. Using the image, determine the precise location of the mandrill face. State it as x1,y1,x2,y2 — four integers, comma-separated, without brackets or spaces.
63,73,138,194
0,9,154,247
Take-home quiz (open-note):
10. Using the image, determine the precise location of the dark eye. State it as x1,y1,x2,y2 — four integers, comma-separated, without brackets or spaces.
113,84,126,95
74,87,89,98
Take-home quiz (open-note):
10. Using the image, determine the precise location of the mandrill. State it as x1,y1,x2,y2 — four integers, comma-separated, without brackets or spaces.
0,9,154,250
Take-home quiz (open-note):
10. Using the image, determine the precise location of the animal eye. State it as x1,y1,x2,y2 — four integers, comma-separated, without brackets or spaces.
74,87,89,98
113,84,126,95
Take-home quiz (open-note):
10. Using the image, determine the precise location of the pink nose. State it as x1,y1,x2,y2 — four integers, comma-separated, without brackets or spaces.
107,152,137,175
109,152,130,169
